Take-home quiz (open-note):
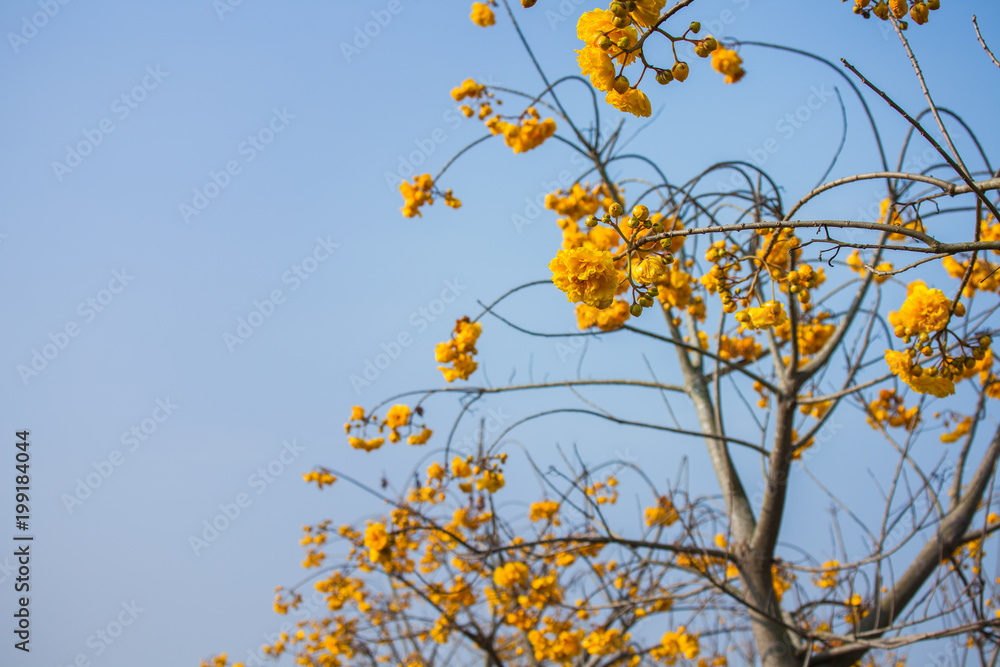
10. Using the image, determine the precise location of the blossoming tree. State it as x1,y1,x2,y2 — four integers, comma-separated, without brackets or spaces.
205,1,1000,666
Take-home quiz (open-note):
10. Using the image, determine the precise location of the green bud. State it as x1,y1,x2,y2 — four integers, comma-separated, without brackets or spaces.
630,303,643,317
689,21,701,33
655,70,673,85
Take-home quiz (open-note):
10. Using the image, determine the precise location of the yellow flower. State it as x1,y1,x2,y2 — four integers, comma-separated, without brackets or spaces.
529,500,560,524
451,78,486,101
493,561,530,588
652,626,700,664
605,87,652,117
941,416,973,444
364,522,389,562
575,299,630,331
885,350,955,398
575,9,638,65
631,0,666,27
576,46,615,92
427,462,445,482
407,428,433,445
470,2,495,27
888,281,952,335
399,174,433,218
476,469,505,493
485,107,557,153
437,317,482,382
711,46,745,84
348,437,385,452
349,406,364,421
550,247,620,309
385,404,411,429
451,456,472,478
645,496,679,527
813,560,840,588
735,300,787,331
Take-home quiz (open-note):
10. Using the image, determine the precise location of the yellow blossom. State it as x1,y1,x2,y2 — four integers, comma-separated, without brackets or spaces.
451,78,486,101
470,2,495,26
888,281,952,335
711,46,745,84
575,299,630,331
576,46,615,92
385,404,410,429
605,87,652,117
550,247,620,309
407,428,433,445
885,349,955,398
735,300,788,331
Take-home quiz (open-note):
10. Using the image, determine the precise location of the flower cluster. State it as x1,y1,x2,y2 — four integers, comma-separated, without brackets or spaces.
469,1,495,27
846,0,941,25
344,404,433,450
574,4,746,117
399,173,461,218
486,106,557,153
883,280,993,398
435,316,482,382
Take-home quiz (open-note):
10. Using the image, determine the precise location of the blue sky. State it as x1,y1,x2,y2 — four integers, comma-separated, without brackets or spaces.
2,1,1000,665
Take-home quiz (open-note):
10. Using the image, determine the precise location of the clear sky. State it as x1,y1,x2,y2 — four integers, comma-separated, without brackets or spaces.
2,1,1000,665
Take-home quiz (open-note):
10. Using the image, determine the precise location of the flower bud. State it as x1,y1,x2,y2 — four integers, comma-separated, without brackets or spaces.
613,75,630,93
598,35,613,50
585,215,599,228
672,62,690,82
609,202,624,217
521,0,537,6
633,204,649,221
689,21,701,33
703,36,718,51
630,303,643,317
610,1,627,17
